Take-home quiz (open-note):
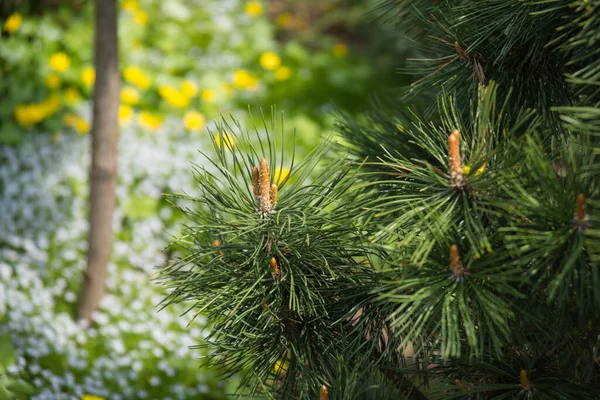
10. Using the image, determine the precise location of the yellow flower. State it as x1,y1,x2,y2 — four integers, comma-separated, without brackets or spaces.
232,70,258,90
139,112,162,131
122,0,138,12
124,66,151,90
49,52,71,72
272,359,288,375
259,52,281,70
276,13,292,28
274,66,291,81
14,105,43,127
81,67,96,86
201,89,216,103
274,167,290,184
159,85,190,108
3,13,22,34
45,73,61,90
181,80,198,97
121,86,140,105
184,111,206,131
133,10,148,26
63,87,81,105
119,104,134,124
215,133,235,149
14,95,61,127
158,85,177,98
82,395,105,400
64,113,90,135
245,1,263,17
332,43,348,58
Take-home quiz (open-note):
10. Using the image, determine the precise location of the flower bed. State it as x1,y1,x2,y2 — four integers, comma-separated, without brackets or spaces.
0,120,228,399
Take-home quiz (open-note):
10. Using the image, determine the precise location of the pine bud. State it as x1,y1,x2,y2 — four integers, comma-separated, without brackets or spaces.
270,257,280,281
455,378,469,392
520,369,530,391
271,184,278,208
454,41,467,59
252,166,260,200
449,244,468,281
574,193,589,231
213,239,223,256
320,384,329,400
261,298,268,310
448,130,463,186
259,158,272,216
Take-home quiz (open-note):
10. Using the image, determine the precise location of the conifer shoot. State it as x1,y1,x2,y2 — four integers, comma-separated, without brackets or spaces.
448,130,463,186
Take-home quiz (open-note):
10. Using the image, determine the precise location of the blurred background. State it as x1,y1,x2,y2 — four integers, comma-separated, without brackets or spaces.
0,0,410,398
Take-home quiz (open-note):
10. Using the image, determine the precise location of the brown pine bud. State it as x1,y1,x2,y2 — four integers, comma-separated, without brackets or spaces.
449,244,468,281
259,158,272,216
261,298,268,310
574,193,591,231
271,184,278,209
455,378,469,392
449,130,461,171
454,41,467,59
252,166,260,200
577,193,586,221
448,130,463,186
520,370,530,391
320,384,329,400
270,257,280,281
213,239,223,256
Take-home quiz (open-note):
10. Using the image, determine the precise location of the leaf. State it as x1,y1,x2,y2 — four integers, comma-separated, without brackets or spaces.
0,122,23,146
0,333,16,374
6,379,35,395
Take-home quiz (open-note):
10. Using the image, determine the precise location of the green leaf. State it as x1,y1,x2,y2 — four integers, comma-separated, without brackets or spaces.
6,379,35,395
0,122,23,145
0,333,16,374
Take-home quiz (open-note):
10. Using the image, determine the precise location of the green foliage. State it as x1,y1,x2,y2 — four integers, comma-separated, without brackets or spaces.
363,84,536,258
372,0,598,125
501,134,598,313
330,0,600,398
160,0,600,399
0,334,34,400
158,115,403,399
0,0,404,145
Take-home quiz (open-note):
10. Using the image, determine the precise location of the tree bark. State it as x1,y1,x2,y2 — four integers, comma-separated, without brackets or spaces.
77,0,119,324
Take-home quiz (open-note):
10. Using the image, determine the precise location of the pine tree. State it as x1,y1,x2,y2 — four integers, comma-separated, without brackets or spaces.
159,1,600,399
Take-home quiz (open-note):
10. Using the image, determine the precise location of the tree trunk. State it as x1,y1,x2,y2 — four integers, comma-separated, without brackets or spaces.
77,0,119,324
